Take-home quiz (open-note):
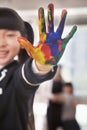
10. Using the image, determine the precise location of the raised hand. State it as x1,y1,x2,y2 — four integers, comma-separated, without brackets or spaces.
17,3,77,65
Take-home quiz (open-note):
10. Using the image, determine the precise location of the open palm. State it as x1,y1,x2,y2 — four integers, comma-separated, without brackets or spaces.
18,3,77,65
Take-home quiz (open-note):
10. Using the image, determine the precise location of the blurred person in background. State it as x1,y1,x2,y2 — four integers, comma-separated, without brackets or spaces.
46,65,64,130
61,82,80,130
50,82,81,130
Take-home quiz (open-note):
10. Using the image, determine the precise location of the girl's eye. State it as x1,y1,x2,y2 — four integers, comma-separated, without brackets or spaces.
7,34,16,37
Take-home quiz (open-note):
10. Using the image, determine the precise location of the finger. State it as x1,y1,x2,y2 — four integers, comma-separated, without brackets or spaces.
47,3,54,33
63,25,77,44
38,7,46,42
17,36,35,57
57,51,64,63
56,9,67,38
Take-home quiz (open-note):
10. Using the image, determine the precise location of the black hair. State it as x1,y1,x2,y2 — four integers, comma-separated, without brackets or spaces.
52,80,63,94
63,82,73,93
0,8,25,35
24,21,34,43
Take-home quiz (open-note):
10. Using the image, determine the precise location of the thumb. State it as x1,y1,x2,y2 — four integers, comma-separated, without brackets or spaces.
17,36,35,55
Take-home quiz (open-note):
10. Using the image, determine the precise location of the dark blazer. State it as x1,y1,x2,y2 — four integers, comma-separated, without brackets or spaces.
0,58,57,130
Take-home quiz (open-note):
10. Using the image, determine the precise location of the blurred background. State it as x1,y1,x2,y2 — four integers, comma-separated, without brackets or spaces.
0,0,87,130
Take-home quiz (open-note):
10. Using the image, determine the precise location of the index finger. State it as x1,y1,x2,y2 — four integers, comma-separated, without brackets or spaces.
38,7,46,42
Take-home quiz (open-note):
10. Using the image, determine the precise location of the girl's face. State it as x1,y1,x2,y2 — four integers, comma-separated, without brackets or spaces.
0,29,21,66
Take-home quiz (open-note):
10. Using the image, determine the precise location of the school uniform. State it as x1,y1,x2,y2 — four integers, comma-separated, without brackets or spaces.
0,58,57,130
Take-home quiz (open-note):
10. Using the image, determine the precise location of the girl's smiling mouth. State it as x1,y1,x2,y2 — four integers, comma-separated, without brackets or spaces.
0,51,9,58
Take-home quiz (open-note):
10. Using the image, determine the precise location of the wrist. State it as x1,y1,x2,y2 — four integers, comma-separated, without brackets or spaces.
35,61,53,73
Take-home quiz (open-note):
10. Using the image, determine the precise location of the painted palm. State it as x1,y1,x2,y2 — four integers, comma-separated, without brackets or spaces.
17,3,77,65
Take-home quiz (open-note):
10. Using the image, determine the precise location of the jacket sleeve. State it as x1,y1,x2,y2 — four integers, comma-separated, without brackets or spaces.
21,58,57,87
